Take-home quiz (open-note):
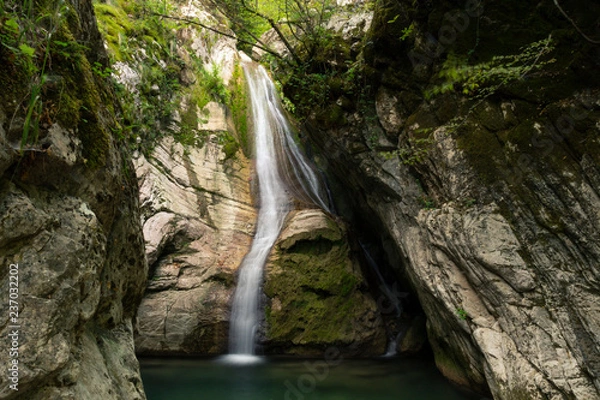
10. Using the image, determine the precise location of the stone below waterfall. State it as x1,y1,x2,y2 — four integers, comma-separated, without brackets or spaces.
262,209,387,356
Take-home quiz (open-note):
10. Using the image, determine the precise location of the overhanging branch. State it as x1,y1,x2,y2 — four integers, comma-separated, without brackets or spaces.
239,0,303,65
553,0,600,44
146,11,295,65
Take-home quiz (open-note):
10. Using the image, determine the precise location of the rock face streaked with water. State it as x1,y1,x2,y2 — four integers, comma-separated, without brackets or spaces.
131,3,257,356
134,97,255,352
134,135,256,355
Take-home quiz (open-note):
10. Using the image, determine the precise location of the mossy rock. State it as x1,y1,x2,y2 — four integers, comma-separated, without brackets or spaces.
263,210,385,356
227,61,250,156
0,1,112,168
315,104,347,129
432,345,475,389
453,120,504,184
93,2,133,61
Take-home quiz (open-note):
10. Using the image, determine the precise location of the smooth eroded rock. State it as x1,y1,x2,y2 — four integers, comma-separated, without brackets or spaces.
263,209,387,356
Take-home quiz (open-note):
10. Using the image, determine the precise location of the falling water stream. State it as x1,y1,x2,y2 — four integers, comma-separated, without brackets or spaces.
226,55,329,361
141,56,479,400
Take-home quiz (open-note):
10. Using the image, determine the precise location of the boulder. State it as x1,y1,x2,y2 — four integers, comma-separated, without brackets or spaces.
262,209,387,356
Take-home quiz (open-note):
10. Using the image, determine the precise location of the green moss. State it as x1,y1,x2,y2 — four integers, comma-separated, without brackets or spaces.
454,122,504,184
52,28,109,167
55,96,79,131
455,118,542,186
75,56,110,167
94,0,183,153
79,118,110,168
228,61,249,155
0,1,111,166
473,101,507,132
94,0,180,63
179,101,199,135
503,120,538,150
432,346,473,389
221,135,240,160
0,48,30,124
93,4,133,33
316,104,347,129
189,83,211,112
264,226,367,346
48,27,86,126
93,3,133,61
283,70,332,120
339,273,360,297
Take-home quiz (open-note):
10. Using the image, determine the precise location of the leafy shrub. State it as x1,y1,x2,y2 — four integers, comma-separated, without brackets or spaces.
426,35,556,99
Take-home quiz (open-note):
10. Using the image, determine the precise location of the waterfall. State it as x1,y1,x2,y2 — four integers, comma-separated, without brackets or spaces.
226,55,329,362
358,241,407,357
359,241,403,317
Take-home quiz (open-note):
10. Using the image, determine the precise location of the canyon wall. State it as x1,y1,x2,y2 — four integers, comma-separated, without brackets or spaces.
298,0,600,398
0,0,147,398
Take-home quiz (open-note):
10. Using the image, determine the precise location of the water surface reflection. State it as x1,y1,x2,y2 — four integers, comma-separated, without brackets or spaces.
140,357,481,400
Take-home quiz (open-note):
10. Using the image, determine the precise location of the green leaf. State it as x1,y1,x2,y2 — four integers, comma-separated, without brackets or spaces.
387,14,400,24
19,43,35,57
5,18,19,33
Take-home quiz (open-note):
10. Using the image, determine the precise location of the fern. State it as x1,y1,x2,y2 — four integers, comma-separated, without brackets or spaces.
426,35,556,99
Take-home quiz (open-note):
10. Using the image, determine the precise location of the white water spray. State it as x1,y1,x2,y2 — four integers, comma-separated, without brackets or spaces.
227,55,329,360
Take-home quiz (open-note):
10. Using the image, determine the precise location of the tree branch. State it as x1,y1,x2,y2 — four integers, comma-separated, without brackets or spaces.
240,0,303,65
146,11,294,64
283,1,312,57
553,0,600,44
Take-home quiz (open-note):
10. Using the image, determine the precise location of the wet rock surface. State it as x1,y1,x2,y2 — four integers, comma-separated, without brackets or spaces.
134,135,255,355
303,0,600,398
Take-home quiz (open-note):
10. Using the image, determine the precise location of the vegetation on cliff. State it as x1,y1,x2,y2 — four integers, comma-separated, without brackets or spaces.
206,0,369,120
0,1,148,398
89,0,249,158
0,0,113,167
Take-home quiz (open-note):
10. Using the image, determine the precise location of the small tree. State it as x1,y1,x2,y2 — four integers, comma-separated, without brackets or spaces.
205,0,337,67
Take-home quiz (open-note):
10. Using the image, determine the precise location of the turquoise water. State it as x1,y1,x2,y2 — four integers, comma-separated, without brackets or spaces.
140,357,482,400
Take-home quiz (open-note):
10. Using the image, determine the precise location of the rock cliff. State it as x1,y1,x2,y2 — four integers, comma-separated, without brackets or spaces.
0,0,147,398
293,0,600,398
106,0,390,357
8,1,598,398
134,133,255,355
104,1,260,355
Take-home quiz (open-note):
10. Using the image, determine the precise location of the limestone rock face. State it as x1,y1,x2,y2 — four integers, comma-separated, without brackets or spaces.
330,119,600,398
262,209,387,356
134,136,255,355
314,100,600,397
0,2,147,399
302,0,600,398
327,6,373,43
96,0,255,356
